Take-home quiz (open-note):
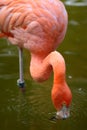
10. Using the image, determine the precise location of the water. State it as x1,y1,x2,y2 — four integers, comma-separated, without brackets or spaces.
0,0,87,130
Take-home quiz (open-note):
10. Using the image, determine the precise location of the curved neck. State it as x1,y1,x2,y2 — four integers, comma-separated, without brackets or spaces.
30,51,66,84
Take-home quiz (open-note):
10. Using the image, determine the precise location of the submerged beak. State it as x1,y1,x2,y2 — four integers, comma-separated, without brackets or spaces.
56,104,70,120
50,104,70,121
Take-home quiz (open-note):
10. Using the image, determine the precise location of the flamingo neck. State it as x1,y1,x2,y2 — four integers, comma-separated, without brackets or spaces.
30,51,66,84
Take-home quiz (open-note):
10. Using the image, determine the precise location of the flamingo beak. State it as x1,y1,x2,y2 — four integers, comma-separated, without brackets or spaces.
56,104,70,120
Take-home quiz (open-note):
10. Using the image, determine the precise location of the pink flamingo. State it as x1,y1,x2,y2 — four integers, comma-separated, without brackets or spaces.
0,0,72,119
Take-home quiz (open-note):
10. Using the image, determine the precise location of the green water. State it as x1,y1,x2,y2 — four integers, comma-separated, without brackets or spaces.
0,0,87,130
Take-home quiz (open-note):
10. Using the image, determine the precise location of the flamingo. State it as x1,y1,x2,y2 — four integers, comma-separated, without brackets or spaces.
0,0,72,119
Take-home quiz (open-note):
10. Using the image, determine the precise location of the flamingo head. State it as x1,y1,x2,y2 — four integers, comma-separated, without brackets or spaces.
51,82,72,120
51,92,72,120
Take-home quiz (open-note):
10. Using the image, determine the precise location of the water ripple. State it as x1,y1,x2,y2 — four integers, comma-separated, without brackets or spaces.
70,81,87,123
0,74,18,79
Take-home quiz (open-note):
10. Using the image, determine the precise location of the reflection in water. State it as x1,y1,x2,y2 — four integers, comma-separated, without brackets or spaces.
0,0,87,130
65,0,87,6
69,20,79,26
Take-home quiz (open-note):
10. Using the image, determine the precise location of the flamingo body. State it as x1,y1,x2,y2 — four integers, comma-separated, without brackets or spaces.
0,0,72,119
0,0,67,55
